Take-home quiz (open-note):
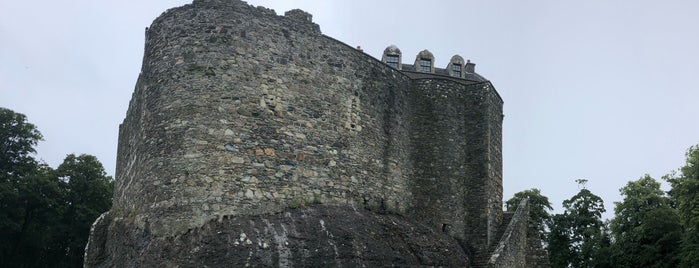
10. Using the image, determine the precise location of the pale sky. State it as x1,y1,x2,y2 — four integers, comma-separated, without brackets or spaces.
2,0,698,218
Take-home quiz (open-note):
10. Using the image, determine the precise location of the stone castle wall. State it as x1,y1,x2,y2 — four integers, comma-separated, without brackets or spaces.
488,199,529,267
483,198,550,268
112,0,504,258
407,78,502,253
115,0,416,236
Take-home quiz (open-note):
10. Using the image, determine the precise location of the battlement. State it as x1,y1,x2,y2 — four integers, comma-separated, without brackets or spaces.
110,0,504,263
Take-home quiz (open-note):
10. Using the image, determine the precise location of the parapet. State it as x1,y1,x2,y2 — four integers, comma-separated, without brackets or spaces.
284,9,321,34
284,9,313,22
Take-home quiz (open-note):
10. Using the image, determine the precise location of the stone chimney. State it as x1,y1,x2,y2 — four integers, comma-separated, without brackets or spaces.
465,59,475,73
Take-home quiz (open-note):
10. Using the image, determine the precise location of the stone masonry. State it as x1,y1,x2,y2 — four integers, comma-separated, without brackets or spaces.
85,0,547,267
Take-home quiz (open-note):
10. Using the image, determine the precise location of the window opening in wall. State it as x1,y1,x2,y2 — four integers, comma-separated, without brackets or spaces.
442,223,450,233
419,58,431,72
386,55,399,68
452,64,461,77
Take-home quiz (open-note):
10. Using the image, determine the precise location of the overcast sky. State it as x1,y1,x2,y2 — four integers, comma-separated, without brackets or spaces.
2,0,698,218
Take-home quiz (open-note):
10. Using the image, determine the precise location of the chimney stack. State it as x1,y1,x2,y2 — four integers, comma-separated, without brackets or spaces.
465,59,475,73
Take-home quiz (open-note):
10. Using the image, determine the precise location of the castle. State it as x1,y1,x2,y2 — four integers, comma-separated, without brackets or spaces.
85,0,547,267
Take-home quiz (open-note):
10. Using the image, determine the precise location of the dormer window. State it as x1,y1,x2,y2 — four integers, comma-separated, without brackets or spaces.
414,50,434,73
382,45,402,70
419,58,431,72
447,55,465,78
386,55,399,68
452,64,461,77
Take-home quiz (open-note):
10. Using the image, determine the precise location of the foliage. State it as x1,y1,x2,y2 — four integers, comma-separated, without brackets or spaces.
54,154,114,266
546,144,699,267
666,145,699,267
547,213,573,267
288,197,306,209
505,188,552,240
0,107,48,266
609,175,682,267
310,194,322,205
0,107,42,178
0,163,63,267
548,182,607,268
0,108,113,267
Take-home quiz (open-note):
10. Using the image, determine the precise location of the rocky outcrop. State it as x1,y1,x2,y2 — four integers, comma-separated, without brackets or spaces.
85,205,469,267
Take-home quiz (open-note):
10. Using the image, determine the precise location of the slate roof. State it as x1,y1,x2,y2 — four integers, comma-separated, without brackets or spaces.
400,64,487,82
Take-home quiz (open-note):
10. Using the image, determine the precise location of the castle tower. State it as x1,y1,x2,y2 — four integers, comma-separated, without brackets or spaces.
85,1,523,266
111,0,417,237
398,49,504,256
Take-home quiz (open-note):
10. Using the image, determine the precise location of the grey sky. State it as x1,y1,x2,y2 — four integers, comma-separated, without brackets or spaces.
2,0,698,218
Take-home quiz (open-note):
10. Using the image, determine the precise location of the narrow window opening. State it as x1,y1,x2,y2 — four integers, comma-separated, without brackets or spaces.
442,223,451,233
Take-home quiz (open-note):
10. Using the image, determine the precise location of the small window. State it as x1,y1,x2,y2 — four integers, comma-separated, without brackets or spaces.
452,64,461,77
386,55,399,68
419,58,431,72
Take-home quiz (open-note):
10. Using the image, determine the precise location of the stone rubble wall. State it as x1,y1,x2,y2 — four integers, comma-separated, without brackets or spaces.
111,1,505,262
114,0,415,236
75,0,560,267
485,82,504,248
487,199,529,268
407,78,502,256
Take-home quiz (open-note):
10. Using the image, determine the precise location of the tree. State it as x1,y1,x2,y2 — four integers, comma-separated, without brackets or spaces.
548,180,607,268
53,154,114,267
610,175,681,267
0,108,114,267
0,108,52,266
506,188,553,241
3,163,65,267
0,107,42,178
548,213,573,267
667,144,699,267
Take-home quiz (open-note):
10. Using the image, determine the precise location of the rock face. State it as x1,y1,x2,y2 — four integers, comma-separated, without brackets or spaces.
85,205,470,267
85,0,548,266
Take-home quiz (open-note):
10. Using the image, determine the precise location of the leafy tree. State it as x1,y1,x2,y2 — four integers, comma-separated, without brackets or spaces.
548,180,607,268
3,163,64,267
0,108,51,266
548,213,573,267
667,144,699,267
610,175,681,267
0,108,114,267
0,107,42,178
53,154,114,267
506,188,553,241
